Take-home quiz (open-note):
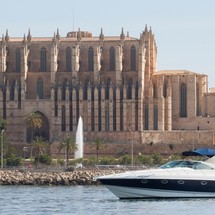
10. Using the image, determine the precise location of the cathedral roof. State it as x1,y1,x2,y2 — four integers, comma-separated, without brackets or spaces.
155,70,206,77
3,36,138,43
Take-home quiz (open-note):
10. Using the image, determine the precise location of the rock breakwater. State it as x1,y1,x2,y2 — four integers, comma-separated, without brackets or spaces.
0,169,110,186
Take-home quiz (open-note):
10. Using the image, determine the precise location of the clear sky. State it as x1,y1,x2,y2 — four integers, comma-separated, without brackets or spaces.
1,0,215,88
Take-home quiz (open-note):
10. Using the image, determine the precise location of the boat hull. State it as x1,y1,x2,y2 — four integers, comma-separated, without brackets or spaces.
98,178,215,199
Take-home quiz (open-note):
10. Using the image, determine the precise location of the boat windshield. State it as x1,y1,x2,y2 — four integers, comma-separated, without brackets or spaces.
160,160,215,170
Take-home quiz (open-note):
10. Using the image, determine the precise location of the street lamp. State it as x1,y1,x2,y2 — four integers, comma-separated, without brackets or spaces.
129,124,134,166
131,130,134,166
1,130,4,169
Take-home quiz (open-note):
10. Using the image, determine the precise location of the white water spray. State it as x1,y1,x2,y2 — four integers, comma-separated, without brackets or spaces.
75,116,84,159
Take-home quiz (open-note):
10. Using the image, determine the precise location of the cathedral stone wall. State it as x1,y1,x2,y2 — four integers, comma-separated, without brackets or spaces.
0,28,215,151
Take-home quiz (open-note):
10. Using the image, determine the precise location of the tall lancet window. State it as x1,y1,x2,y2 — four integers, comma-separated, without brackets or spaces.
88,47,94,71
130,45,136,71
83,79,89,100
144,105,149,130
109,46,115,71
180,83,187,117
66,47,72,72
196,83,200,116
40,47,47,72
153,83,157,98
37,78,43,99
61,105,66,131
153,105,158,130
62,78,68,101
163,80,167,98
105,78,111,100
127,78,133,99
16,48,21,73
10,80,15,101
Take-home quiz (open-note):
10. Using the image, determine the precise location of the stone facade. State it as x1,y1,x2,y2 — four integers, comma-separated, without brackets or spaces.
0,27,215,149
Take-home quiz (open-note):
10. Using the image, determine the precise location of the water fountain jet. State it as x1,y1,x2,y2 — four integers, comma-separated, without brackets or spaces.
75,116,84,159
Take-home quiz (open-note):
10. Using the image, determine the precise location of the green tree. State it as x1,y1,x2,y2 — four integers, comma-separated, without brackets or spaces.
0,116,7,131
32,136,49,165
32,136,48,156
93,137,103,164
58,135,77,167
24,111,42,143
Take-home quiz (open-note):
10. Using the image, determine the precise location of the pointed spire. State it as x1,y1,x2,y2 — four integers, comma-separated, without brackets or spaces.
120,27,125,41
56,28,60,40
22,34,27,45
144,24,148,33
1,34,5,45
27,29,32,42
77,28,81,41
99,28,104,41
52,32,57,44
149,26,152,32
5,29,9,42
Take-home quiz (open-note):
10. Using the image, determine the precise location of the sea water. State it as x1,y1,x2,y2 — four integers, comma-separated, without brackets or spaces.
0,186,215,215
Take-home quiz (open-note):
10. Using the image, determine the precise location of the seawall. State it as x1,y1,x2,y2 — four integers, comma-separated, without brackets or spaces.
0,169,109,186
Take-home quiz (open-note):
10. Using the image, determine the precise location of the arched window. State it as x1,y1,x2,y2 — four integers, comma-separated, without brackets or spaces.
127,78,133,99
37,78,43,99
10,80,15,101
62,78,68,101
180,83,187,117
54,89,58,117
196,83,200,116
105,78,111,100
88,47,94,71
135,81,138,99
135,81,138,130
98,87,102,131
153,83,157,98
120,87,124,131
109,46,115,71
163,80,167,98
66,47,72,72
153,105,158,130
84,79,89,100
40,47,47,72
61,105,66,131
16,48,21,73
144,105,149,130
105,105,109,131
131,45,136,71
18,83,21,109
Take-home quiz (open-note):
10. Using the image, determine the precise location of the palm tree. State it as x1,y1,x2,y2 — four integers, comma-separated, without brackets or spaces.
93,137,103,164
58,135,77,167
32,136,48,165
24,111,42,143
32,136,47,156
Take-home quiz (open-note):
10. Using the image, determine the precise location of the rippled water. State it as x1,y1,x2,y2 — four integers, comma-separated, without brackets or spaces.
0,186,215,215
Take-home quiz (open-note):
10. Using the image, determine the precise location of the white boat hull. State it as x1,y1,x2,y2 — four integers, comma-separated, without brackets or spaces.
106,185,215,199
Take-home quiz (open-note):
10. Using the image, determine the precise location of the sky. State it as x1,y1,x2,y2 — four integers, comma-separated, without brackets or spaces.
1,0,215,88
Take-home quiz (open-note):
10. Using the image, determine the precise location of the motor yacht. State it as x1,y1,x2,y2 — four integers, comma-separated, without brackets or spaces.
96,157,215,199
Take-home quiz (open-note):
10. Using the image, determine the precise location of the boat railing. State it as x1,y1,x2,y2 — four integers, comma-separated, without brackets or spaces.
94,164,147,176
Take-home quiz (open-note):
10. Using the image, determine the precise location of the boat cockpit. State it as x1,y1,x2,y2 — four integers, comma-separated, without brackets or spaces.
160,160,215,170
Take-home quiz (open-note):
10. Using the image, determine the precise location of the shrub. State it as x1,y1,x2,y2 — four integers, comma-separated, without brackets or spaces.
136,155,153,166
57,159,65,167
6,156,22,167
99,157,116,165
152,153,164,165
118,155,131,165
34,154,52,165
